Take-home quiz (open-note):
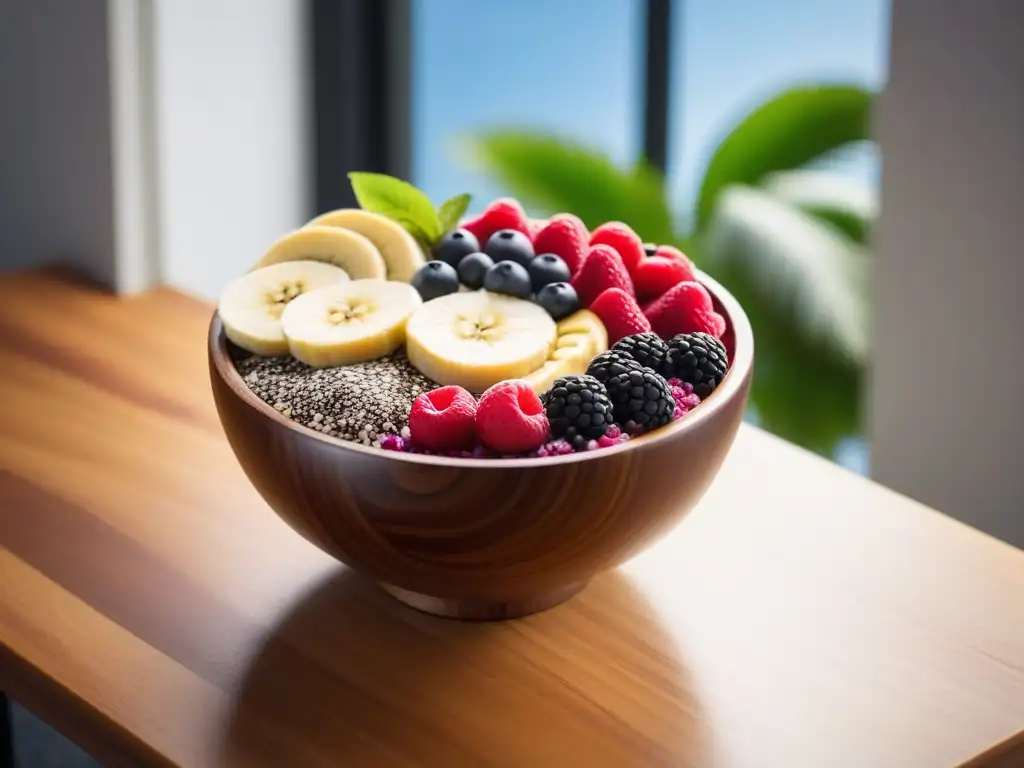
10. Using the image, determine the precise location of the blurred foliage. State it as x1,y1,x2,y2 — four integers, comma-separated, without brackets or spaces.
463,84,876,458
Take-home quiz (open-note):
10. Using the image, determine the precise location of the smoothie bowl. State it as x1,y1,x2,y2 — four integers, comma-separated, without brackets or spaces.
208,173,753,619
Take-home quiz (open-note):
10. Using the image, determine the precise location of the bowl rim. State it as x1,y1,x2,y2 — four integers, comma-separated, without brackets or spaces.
209,269,753,468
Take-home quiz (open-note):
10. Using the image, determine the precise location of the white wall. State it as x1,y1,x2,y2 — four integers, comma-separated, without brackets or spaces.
870,0,1024,547
153,0,311,301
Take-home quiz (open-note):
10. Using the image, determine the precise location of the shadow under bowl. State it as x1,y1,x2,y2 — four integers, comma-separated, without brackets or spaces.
208,270,753,620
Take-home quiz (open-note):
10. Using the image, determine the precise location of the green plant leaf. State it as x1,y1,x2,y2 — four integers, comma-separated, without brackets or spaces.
437,193,472,233
762,170,877,244
348,172,443,243
694,85,873,233
461,131,676,245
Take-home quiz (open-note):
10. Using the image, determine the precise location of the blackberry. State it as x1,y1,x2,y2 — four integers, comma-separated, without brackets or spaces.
586,349,644,385
541,374,613,451
604,368,675,435
661,332,729,399
610,332,669,373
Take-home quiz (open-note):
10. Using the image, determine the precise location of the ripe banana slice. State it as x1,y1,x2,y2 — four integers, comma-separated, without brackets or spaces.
218,260,350,356
253,226,387,280
306,208,426,283
523,310,609,394
281,279,422,368
406,291,557,393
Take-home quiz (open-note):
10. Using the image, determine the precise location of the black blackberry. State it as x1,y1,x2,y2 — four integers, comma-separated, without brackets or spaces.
610,332,669,373
541,374,613,451
604,368,675,435
661,332,729,399
586,349,644,385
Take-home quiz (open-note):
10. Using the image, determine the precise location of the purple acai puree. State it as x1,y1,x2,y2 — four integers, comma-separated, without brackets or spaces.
535,439,574,457
380,433,405,451
668,379,702,420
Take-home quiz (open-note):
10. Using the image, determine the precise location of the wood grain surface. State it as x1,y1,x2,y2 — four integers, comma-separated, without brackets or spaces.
0,267,1023,767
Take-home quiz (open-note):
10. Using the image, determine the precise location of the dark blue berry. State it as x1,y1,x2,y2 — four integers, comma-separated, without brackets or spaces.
527,253,572,292
483,260,532,299
411,260,460,302
485,229,534,268
433,228,480,269
456,251,494,290
534,282,579,320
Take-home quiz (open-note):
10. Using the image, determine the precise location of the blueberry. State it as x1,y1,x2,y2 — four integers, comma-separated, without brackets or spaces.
485,229,534,268
535,282,579,320
527,253,572,292
411,260,460,301
433,228,480,269
483,260,532,299
456,251,494,290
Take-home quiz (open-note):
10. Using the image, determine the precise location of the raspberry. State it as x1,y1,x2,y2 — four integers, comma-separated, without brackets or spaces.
590,288,652,344
533,215,588,275
571,244,634,307
476,380,550,454
644,281,727,340
589,222,645,275
408,385,477,451
633,255,698,303
462,198,530,248
652,244,694,267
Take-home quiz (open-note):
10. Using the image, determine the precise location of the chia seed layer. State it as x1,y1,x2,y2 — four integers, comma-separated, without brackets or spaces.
235,349,438,447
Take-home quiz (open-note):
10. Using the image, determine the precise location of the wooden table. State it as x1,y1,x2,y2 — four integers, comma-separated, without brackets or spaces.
0,268,1022,767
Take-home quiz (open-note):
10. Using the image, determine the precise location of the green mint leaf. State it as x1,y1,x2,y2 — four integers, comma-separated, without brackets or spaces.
348,172,442,242
437,193,472,233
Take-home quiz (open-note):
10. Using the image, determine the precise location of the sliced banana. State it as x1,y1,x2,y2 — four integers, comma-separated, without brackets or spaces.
405,291,557,393
281,279,421,368
219,260,350,356
523,310,609,394
306,208,426,283
253,226,387,280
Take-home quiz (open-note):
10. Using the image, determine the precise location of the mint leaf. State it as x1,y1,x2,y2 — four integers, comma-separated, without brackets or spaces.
437,193,472,233
348,172,442,242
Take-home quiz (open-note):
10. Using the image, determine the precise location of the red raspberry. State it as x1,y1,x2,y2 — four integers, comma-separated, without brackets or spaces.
408,385,477,451
462,198,530,248
589,288,652,344
475,380,550,454
532,215,588,275
652,244,693,266
571,244,635,307
644,281,727,340
589,222,645,275
633,255,697,302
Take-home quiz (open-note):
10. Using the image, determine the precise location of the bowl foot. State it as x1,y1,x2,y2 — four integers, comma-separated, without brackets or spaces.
378,581,588,621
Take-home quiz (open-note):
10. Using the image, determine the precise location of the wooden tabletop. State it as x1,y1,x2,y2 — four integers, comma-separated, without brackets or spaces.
0,267,1022,768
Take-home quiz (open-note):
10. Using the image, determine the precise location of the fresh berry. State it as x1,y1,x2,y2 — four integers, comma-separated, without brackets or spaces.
433,228,480,269
528,253,572,291
610,332,670,372
652,244,694,268
462,198,531,248
483,260,532,299
633,256,698,302
571,245,634,307
408,385,477,451
589,221,645,275
411,261,460,302
534,282,579,320
485,228,535,268
456,251,494,289
589,288,651,344
661,332,729,399
541,374,613,451
586,349,644,385
603,367,675,435
532,216,588,275
476,380,549,454
644,281,727,339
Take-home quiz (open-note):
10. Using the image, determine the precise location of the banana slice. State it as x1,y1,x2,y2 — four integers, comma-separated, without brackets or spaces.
523,310,609,394
306,209,426,283
406,291,557,393
219,260,350,356
253,226,386,280
281,279,422,368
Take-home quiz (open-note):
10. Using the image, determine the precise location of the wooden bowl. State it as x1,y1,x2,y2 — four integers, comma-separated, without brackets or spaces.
208,271,753,619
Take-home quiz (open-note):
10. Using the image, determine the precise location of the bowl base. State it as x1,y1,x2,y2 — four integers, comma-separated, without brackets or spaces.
378,581,587,621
